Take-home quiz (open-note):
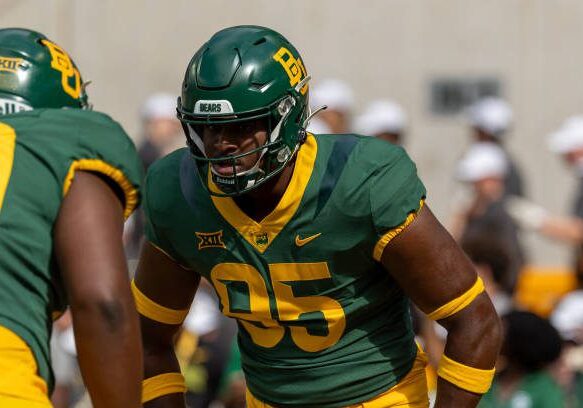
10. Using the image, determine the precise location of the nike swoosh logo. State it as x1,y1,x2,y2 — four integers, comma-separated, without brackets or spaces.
295,233,322,247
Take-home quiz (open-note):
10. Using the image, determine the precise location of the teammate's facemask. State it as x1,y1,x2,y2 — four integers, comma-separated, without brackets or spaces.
0,28,89,115
177,25,313,197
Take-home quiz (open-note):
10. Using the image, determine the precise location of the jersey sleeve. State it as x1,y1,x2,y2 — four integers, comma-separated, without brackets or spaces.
142,152,190,267
27,109,144,219
369,148,426,260
59,112,143,219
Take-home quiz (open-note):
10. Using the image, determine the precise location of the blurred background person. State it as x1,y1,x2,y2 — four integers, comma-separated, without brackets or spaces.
450,142,525,293
467,97,525,197
354,99,407,145
479,311,565,407
462,236,514,316
541,116,583,247
50,312,83,408
505,117,583,275
137,92,184,170
217,340,246,408
124,92,184,258
550,279,583,407
307,78,354,134
495,117,583,329
175,280,237,408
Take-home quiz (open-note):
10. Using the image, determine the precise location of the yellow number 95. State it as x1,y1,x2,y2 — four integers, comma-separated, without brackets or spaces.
211,262,346,352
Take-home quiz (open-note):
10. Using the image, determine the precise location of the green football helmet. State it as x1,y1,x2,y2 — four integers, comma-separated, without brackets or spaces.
0,28,89,115
177,25,311,196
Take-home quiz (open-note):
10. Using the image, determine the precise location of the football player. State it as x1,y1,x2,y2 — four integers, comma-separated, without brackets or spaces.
134,25,501,407
0,29,142,407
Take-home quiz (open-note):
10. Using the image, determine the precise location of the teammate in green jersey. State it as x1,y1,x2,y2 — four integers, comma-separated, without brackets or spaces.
0,28,143,407
134,25,502,408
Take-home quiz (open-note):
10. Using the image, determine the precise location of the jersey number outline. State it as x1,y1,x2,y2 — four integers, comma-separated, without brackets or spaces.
210,262,346,352
0,123,16,214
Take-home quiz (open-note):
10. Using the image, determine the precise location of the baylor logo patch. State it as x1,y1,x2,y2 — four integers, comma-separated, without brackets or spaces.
195,230,226,250
254,232,269,247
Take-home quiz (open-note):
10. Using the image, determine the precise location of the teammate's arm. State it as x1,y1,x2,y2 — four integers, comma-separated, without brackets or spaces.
380,205,502,408
134,241,200,408
53,171,142,408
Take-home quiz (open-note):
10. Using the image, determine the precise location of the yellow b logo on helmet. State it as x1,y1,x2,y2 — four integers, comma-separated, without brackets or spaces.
273,47,308,95
41,39,81,100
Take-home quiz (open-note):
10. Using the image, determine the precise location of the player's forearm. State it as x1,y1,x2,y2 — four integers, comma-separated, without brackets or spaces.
143,344,186,408
434,295,502,408
71,297,142,408
540,216,583,244
435,377,484,407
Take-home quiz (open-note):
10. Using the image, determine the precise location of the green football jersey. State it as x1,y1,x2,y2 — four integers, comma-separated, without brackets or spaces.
0,108,143,390
145,134,426,407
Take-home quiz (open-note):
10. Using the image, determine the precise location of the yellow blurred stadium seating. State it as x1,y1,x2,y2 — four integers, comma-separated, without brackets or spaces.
514,266,578,317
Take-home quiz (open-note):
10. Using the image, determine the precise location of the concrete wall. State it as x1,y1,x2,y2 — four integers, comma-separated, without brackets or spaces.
3,0,583,266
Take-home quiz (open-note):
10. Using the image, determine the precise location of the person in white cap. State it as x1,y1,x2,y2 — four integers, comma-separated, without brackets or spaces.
549,289,583,407
138,92,184,170
549,116,583,219
467,97,525,196
451,143,525,293
546,116,583,407
507,116,583,244
355,99,407,145
307,78,354,134
503,116,583,273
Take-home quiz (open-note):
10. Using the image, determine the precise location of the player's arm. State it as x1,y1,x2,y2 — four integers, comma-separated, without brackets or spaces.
380,205,502,408
53,171,142,408
134,241,200,408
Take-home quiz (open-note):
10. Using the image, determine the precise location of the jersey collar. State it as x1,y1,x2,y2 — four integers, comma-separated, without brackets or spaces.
208,134,317,253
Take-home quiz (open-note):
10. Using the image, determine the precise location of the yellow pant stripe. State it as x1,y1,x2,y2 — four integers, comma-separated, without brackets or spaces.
246,348,429,407
427,277,484,321
142,372,186,403
437,354,495,394
373,200,425,262
0,326,51,406
131,280,189,325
